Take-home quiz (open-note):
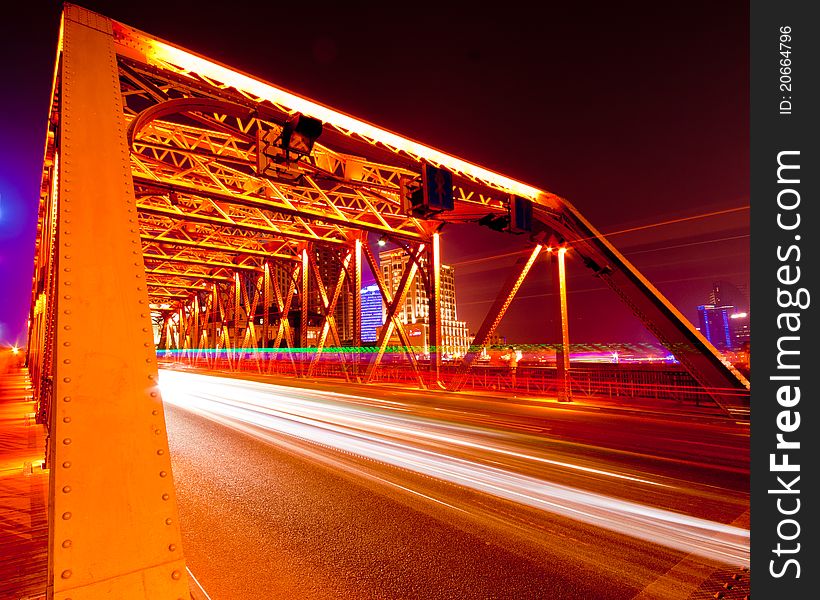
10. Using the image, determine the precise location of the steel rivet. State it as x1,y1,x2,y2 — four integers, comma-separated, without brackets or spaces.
143,328,150,332
157,449,164,455
154,429,160,435
64,325,71,330
171,570,181,580
64,281,71,286
64,295,71,300
62,512,71,520
152,409,159,416
62,539,72,548
62,485,71,493
146,358,152,363
63,359,71,364
63,416,71,423
63,377,71,383
64,342,71,347
168,543,177,552
61,569,72,579
63,396,71,402
64,310,71,315
151,392,158,397
62,461,71,469
165,518,173,525
162,493,170,500
159,470,167,477
63,438,71,445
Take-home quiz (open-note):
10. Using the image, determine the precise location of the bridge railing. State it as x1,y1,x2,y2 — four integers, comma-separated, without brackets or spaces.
157,353,749,410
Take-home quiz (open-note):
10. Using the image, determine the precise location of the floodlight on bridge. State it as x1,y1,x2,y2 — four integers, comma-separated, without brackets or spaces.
257,112,323,179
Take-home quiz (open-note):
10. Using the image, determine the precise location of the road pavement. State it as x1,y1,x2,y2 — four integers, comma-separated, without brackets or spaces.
160,369,749,599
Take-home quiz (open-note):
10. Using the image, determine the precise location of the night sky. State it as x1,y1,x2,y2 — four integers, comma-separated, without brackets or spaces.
0,1,749,346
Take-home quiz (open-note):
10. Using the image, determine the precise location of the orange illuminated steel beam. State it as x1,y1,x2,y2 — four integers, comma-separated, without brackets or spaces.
36,6,189,598
553,248,572,402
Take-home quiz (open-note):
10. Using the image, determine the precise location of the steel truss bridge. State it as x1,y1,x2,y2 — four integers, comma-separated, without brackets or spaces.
25,5,749,598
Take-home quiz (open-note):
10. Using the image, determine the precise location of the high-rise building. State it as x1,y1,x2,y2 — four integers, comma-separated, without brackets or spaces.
360,284,383,343
697,304,735,350
729,311,750,349
378,247,470,356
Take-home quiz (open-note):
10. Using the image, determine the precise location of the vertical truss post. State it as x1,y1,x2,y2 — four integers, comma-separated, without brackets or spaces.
553,247,572,402
427,233,443,387
211,283,219,368
46,6,188,598
233,272,241,368
191,295,200,361
300,247,309,354
450,245,543,391
262,263,270,354
352,238,362,380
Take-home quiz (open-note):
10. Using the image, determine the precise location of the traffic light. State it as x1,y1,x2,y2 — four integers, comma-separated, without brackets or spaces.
400,164,454,217
477,196,532,234
509,195,532,233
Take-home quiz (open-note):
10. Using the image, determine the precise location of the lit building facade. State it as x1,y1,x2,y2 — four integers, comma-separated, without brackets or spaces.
360,284,383,343
697,304,734,351
378,247,470,357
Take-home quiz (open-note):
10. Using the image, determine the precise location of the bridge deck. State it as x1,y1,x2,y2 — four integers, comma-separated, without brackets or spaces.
0,351,48,600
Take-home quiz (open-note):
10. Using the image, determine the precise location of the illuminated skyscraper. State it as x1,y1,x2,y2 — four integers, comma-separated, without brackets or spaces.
378,247,470,356
360,284,383,343
697,304,734,350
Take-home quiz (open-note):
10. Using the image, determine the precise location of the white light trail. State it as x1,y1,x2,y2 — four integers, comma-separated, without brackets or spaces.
160,370,749,566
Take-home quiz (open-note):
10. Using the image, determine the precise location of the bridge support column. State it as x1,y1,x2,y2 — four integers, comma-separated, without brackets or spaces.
300,246,309,371
46,6,188,598
427,233,443,387
553,247,572,402
352,238,362,380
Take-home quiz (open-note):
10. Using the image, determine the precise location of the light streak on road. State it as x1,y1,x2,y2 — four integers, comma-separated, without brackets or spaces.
160,370,749,567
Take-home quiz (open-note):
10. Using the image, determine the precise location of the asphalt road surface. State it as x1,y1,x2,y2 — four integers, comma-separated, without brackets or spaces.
160,369,749,600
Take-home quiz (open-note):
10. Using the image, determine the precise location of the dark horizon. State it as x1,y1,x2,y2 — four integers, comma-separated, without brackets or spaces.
0,1,749,345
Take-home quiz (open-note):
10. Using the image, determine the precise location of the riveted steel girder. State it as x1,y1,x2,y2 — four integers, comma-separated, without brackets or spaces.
44,6,188,598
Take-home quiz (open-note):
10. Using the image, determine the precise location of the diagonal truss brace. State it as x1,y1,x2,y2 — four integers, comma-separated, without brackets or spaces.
450,245,544,391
